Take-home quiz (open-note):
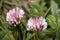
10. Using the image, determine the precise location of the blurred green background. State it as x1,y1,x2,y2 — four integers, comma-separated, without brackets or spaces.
0,0,60,40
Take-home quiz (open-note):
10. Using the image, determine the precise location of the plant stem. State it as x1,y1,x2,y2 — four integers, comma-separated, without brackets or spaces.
44,7,51,17
4,1,20,6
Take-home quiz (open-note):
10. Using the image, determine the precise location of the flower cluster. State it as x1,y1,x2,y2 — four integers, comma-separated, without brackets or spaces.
27,17,47,31
6,7,47,31
6,7,24,26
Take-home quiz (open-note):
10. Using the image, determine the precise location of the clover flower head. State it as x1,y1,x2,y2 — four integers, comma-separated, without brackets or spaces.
6,7,24,26
27,17,47,31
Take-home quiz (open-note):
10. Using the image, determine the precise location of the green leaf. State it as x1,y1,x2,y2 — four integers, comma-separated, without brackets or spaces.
2,35,10,40
30,1,46,17
30,5,40,17
46,15,57,29
27,33,35,40
51,0,58,16
0,0,3,9
13,31,18,40
0,31,6,39
0,26,15,40
21,16,27,27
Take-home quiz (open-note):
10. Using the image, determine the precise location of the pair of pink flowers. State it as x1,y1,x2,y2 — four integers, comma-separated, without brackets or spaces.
6,7,47,31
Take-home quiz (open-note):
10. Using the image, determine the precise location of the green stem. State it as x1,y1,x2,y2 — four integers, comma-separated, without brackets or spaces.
4,1,20,6
35,32,38,40
44,7,51,17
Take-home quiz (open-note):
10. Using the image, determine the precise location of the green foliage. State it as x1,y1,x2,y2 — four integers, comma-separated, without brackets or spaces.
51,0,58,16
0,0,3,9
27,33,35,40
46,15,57,29
2,34,10,40
56,9,60,40
0,0,59,40
50,0,60,40
54,0,60,4
30,1,47,17
0,0,3,14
